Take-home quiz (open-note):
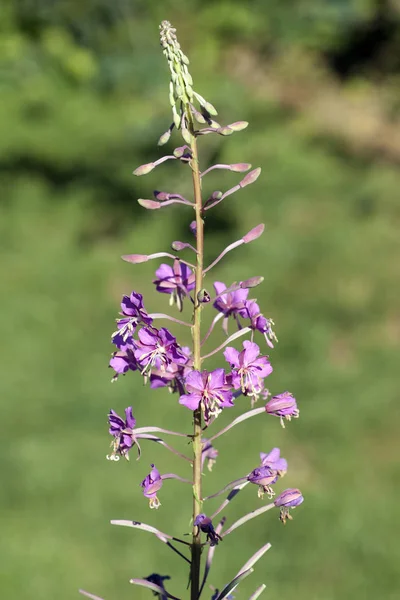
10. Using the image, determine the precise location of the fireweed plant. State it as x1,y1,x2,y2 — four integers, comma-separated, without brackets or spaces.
80,21,303,600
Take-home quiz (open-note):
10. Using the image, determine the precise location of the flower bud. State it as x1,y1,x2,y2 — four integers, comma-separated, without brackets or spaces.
171,241,187,251
138,199,160,210
229,163,252,172
216,126,234,136
240,276,264,288
242,223,265,243
153,191,170,201
227,121,249,132
240,167,261,188
197,289,211,303
121,254,149,264
189,221,197,237
158,129,172,146
133,163,155,176
274,488,304,508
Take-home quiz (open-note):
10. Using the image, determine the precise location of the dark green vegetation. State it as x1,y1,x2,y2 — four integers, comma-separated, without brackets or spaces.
1,2,399,599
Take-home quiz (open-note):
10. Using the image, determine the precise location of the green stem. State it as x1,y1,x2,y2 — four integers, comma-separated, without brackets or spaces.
190,118,204,600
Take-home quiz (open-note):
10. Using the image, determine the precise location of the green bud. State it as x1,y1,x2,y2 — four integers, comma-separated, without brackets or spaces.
158,129,172,146
133,163,155,176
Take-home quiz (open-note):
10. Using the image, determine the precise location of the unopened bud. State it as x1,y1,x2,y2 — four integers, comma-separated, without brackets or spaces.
121,254,149,264
242,223,265,243
216,126,234,136
158,129,172,146
240,276,264,288
171,241,187,251
173,145,189,158
240,167,261,188
197,289,211,303
154,191,170,201
133,163,155,176
229,163,252,172
227,121,248,132
138,199,160,210
189,221,197,237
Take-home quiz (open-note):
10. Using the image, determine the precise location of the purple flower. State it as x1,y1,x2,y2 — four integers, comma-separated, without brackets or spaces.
242,299,277,348
274,488,304,524
109,349,138,381
213,281,249,334
134,326,187,377
145,574,170,600
153,260,195,311
194,514,222,546
259,447,287,474
179,368,234,424
201,438,218,472
224,340,273,404
112,291,152,349
141,464,163,509
265,391,299,427
247,466,279,499
107,407,137,460
149,346,193,394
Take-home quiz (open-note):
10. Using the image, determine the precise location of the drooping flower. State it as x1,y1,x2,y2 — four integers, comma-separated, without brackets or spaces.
194,513,222,546
109,349,138,381
224,340,273,404
150,346,193,394
153,260,195,311
265,391,299,427
247,465,279,499
259,447,287,475
179,368,234,424
274,488,304,524
134,326,188,377
242,299,277,348
145,573,171,600
141,464,163,509
213,281,249,334
201,438,218,472
112,291,152,349
107,407,138,460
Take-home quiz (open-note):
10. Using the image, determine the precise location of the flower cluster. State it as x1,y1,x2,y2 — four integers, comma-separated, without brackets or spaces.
81,20,305,600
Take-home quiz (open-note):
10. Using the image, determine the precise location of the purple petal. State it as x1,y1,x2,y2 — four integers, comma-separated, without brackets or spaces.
179,393,201,411
223,346,240,367
124,406,136,429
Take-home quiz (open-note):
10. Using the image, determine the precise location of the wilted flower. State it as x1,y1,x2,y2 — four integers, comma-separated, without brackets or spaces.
107,407,137,460
153,260,195,311
112,291,152,349
179,368,234,424
224,340,273,404
242,299,277,348
274,488,304,523
201,438,218,472
145,573,171,600
194,513,222,546
266,391,299,427
259,447,287,475
141,464,163,509
247,466,279,499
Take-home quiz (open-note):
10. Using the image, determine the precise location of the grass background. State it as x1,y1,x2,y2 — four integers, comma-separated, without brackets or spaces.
1,2,399,599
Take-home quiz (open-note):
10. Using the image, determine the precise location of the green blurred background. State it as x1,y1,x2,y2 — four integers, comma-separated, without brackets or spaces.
1,1,399,599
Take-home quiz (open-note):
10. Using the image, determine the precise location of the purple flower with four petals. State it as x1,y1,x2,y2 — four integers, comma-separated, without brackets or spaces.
265,391,299,427
213,281,249,334
179,368,234,424
109,349,138,381
107,406,137,460
141,464,163,509
224,340,273,404
134,326,188,377
154,260,195,311
112,291,152,349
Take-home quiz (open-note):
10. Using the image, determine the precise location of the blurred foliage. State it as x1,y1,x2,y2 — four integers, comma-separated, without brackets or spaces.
1,1,400,600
